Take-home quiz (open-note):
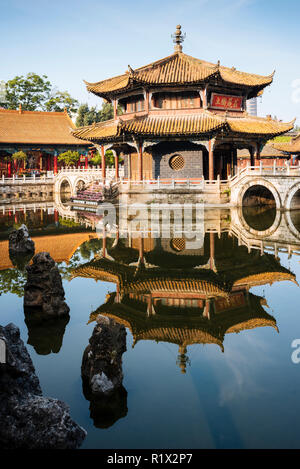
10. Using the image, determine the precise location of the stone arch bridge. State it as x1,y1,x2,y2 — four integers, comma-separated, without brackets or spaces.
53,168,104,198
230,165,300,210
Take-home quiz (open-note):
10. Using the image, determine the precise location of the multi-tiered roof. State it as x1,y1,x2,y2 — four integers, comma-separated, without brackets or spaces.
73,26,294,144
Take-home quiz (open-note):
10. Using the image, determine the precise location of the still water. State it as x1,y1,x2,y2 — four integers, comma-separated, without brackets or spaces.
1,204,300,449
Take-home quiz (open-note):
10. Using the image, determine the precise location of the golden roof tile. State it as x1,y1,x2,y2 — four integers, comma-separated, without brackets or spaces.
227,116,295,136
84,52,274,97
273,133,300,153
0,108,89,145
72,113,294,142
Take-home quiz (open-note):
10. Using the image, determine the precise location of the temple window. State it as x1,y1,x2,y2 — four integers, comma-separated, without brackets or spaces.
153,91,200,109
124,94,145,113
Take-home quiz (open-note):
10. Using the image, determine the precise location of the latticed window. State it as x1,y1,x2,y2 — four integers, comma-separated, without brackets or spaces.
169,154,185,171
170,238,186,252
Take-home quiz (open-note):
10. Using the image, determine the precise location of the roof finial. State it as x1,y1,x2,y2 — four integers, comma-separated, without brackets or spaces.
171,24,186,53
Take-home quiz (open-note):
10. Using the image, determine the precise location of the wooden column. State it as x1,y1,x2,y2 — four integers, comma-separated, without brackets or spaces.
102,227,107,258
209,232,215,270
85,154,88,169
113,99,117,120
139,235,144,262
8,162,12,177
208,139,214,181
115,152,119,180
101,145,106,180
250,146,255,167
138,142,143,181
255,142,261,166
145,91,149,113
53,155,58,174
47,154,51,171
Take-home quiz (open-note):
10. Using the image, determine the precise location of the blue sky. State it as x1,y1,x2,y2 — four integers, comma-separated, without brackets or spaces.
1,0,300,123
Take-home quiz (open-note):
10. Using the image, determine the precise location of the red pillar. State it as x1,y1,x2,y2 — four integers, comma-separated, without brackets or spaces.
101,145,106,180
115,152,119,180
8,162,12,177
208,139,214,181
54,209,59,223
54,155,58,175
85,154,88,169
138,142,143,181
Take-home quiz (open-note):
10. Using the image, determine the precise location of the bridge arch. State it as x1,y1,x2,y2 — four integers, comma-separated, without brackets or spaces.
236,178,282,209
238,205,282,238
74,177,87,193
284,182,300,211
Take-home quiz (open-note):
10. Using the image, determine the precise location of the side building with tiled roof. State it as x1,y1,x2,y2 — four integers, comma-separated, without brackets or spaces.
72,25,294,182
0,107,90,177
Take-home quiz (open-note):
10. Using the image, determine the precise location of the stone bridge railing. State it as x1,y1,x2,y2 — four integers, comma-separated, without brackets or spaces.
229,164,300,209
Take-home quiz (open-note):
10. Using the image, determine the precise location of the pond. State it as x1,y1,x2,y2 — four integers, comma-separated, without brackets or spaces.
1,203,300,449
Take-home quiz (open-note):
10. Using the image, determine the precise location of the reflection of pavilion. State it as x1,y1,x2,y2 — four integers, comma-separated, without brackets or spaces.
72,231,296,372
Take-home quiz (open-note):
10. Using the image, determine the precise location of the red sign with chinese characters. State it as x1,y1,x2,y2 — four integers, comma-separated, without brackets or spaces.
211,93,243,111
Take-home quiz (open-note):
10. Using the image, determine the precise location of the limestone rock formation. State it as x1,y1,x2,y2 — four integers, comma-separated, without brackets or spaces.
24,252,70,318
8,224,35,254
81,315,127,395
0,323,86,449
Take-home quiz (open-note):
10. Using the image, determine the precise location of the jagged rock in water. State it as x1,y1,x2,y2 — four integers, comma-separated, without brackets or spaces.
81,315,127,396
8,224,35,255
0,323,86,449
24,252,70,318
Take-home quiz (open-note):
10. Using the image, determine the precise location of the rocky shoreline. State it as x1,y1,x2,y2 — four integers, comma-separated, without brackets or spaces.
0,323,86,449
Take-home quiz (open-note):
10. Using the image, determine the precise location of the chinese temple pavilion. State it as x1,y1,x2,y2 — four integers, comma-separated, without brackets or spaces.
73,25,294,182
72,231,295,373
0,107,90,177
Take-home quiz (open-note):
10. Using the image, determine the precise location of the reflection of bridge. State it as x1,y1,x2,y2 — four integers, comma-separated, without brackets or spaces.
230,164,300,209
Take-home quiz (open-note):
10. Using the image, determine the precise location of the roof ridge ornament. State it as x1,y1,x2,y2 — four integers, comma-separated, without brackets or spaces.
171,24,186,52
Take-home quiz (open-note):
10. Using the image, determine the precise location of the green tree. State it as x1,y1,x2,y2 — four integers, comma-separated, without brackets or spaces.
99,101,114,121
6,73,52,111
76,103,99,126
58,150,80,167
44,90,79,114
76,101,123,127
90,149,117,167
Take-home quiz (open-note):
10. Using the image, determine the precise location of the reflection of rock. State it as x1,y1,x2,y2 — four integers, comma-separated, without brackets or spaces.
8,224,35,254
24,252,70,318
0,323,86,449
81,315,127,395
25,314,70,355
9,251,34,271
82,381,128,429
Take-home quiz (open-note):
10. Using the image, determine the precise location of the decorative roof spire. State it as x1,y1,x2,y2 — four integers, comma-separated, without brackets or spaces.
171,24,186,53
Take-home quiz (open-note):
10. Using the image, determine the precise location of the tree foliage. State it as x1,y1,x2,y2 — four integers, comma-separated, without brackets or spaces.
5,73,79,113
58,150,80,167
44,90,79,114
76,101,123,127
